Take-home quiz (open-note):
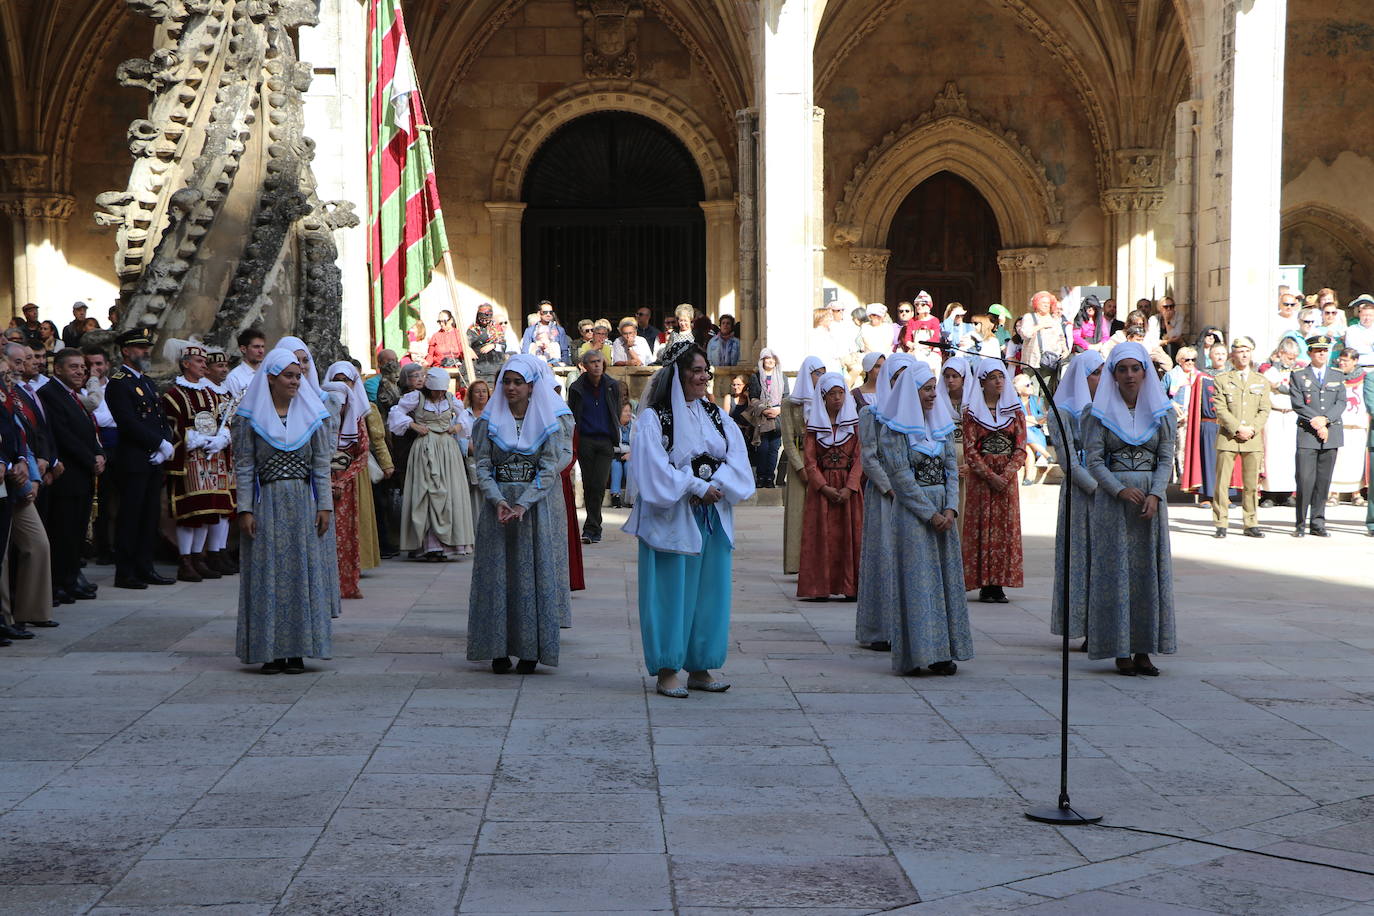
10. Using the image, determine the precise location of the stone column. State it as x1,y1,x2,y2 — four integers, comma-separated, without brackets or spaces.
996,247,1048,318
2,194,76,315
1173,101,1202,326
1102,149,1166,309
484,202,527,323
700,199,738,326
735,108,759,362
755,0,820,369
847,248,890,306
1192,0,1287,342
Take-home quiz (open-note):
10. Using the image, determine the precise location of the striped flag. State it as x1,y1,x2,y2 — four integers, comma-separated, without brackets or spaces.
367,0,448,354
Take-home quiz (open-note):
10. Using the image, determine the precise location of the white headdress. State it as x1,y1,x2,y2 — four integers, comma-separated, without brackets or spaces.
907,362,956,457
484,353,570,454
1053,351,1105,418
273,336,323,400
1089,342,1172,445
872,352,917,418
322,360,371,444
938,355,973,417
805,371,859,446
788,355,827,405
965,358,1023,429
235,347,330,452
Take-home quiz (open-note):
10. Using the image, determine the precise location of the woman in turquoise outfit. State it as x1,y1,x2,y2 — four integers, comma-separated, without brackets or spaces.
625,341,755,698
466,354,573,674
232,348,338,674
1081,342,1177,675
871,361,973,676
1048,351,1104,650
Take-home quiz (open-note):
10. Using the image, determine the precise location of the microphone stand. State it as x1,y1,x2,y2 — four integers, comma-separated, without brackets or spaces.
933,341,1101,827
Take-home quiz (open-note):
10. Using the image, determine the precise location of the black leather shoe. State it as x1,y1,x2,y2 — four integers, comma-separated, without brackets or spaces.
142,571,175,586
0,624,34,640
115,578,149,589
22,620,59,628
1213,528,1226,538
1293,527,1305,538
1311,527,1331,537
72,587,98,600
1243,527,1265,538
53,590,74,606
0,637,10,646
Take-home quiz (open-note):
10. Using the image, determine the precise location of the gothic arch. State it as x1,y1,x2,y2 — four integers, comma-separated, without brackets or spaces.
489,80,733,202
831,83,1064,252
1281,202,1374,299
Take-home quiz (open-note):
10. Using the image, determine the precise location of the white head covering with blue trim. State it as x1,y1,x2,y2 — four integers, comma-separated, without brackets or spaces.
273,336,323,400
1090,341,1172,446
485,353,570,454
872,352,917,418
235,347,331,451
1053,350,1105,418
805,371,858,446
966,358,1022,429
788,355,827,404
938,355,973,417
874,357,927,438
908,361,956,457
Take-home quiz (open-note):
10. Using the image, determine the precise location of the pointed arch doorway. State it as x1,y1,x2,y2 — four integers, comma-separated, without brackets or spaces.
884,172,1003,310
520,111,706,329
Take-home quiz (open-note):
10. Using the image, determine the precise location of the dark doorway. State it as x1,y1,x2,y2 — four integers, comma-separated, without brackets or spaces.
521,112,706,330
884,172,1002,314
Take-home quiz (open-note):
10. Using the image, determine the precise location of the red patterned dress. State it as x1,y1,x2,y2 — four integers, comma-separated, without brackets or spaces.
961,413,1027,589
797,432,864,599
331,417,369,599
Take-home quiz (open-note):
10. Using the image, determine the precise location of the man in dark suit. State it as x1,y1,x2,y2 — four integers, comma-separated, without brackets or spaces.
38,348,104,601
1,342,57,627
104,329,174,588
1291,334,1345,537
566,349,624,544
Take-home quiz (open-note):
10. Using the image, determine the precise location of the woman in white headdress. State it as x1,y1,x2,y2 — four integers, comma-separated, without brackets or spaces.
273,336,327,402
780,354,826,575
855,352,916,650
961,358,1027,603
938,355,975,527
466,354,573,674
231,348,339,674
626,340,755,697
851,350,886,412
873,361,972,675
1048,351,1104,649
797,372,863,600
387,367,474,560
1081,342,1176,675
321,360,374,597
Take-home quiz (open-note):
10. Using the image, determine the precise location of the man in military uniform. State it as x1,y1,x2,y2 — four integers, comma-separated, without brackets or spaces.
104,329,175,589
1212,336,1271,538
1290,335,1345,537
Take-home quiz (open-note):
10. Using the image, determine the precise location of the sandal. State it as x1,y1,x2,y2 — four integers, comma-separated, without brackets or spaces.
1114,659,1137,677
1133,655,1160,677
491,657,513,674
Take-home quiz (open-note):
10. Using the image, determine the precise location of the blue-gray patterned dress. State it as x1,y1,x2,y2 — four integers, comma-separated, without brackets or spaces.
465,414,573,665
232,418,339,664
855,408,892,645
1049,413,1095,640
1081,413,1177,661
873,424,974,673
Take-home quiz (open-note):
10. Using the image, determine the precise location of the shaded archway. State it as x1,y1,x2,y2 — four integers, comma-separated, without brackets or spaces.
885,172,1002,311
520,111,706,328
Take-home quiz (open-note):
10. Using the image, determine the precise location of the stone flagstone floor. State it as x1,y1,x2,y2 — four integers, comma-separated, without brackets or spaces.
3,495,1374,914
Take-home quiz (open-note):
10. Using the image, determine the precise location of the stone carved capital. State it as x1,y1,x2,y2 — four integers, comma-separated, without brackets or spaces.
996,247,1048,272
0,193,76,221
577,0,643,79
1111,148,1164,188
849,248,891,273
832,223,862,248
1101,187,1166,214
0,154,51,192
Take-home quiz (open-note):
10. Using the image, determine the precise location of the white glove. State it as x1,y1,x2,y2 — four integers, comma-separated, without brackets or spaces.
149,449,166,466
204,430,230,456
158,440,175,462
184,431,208,451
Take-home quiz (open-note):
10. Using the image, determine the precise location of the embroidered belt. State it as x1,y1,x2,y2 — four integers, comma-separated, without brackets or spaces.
494,457,537,483
913,453,945,487
980,431,1014,456
819,446,851,471
691,453,722,482
258,448,311,483
1107,446,1157,473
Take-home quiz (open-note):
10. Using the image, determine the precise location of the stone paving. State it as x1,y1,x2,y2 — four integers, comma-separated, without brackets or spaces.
3,494,1374,914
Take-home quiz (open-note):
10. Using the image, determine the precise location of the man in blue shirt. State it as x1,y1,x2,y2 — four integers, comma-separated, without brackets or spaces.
567,349,624,544
707,314,741,367
520,300,573,359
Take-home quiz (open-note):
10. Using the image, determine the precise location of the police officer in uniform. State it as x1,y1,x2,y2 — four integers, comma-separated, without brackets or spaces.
1290,334,1344,537
1212,336,1271,538
105,330,175,588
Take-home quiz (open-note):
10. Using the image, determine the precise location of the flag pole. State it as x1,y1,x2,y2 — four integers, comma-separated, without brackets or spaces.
440,248,477,387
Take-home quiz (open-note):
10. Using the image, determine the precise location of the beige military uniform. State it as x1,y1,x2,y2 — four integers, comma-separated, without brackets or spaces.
1211,368,1272,529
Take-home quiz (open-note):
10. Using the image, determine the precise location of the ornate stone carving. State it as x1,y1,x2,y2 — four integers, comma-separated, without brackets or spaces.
833,82,1065,249
1113,149,1163,187
0,154,51,192
996,248,1049,271
0,194,76,221
100,0,352,368
848,248,891,272
1101,188,1166,213
577,0,643,80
